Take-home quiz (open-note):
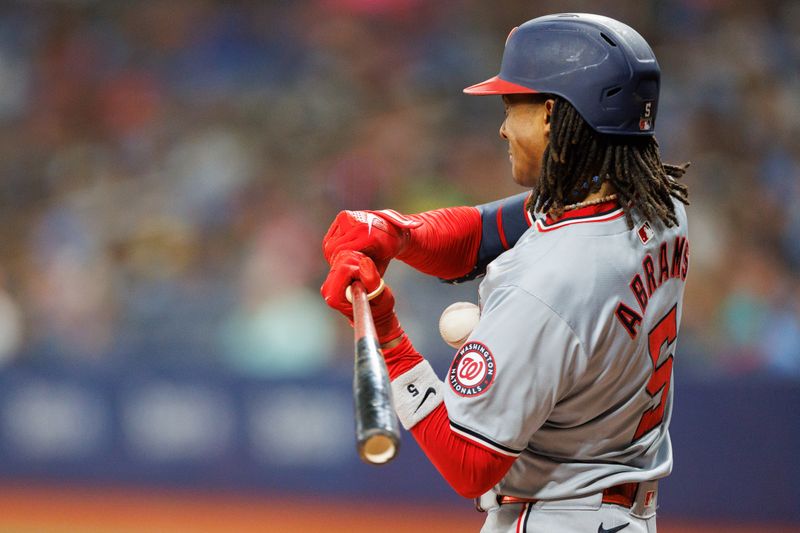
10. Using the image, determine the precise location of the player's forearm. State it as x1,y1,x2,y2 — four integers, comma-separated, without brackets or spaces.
399,192,532,283
383,336,514,498
397,206,483,281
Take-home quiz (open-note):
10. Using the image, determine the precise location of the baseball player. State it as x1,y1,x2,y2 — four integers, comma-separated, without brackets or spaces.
322,13,690,533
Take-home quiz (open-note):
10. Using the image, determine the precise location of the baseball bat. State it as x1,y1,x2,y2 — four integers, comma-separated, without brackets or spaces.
350,281,401,465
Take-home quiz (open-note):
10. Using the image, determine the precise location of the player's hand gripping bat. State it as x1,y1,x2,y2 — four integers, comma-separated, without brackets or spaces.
350,280,401,465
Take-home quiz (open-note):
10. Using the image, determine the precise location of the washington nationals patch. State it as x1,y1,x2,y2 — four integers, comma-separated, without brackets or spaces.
448,342,496,397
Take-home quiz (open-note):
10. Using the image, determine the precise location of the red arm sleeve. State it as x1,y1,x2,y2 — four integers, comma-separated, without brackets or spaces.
383,336,515,498
411,403,516,498
397,207,483,281
396,192,532,283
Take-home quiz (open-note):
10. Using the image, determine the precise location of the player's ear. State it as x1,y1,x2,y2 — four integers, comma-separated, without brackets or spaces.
543,98,555,137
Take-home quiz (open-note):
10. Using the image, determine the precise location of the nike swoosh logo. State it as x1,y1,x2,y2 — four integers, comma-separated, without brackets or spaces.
414,387,437,413
366,213,378,236
598,523,629,533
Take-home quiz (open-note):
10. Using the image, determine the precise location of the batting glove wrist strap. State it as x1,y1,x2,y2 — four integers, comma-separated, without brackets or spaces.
391,360,444,430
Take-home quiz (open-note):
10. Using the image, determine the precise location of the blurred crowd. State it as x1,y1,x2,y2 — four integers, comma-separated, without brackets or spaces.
0,0,797,379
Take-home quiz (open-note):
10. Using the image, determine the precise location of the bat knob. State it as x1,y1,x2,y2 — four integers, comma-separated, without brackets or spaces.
359,430,400,465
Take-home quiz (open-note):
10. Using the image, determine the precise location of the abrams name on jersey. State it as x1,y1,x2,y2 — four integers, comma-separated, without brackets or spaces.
615,235,689,339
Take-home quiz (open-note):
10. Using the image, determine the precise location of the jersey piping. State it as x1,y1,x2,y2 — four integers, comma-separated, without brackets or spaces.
450,420,524,457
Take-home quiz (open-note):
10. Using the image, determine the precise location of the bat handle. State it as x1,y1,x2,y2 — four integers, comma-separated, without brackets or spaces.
351,281,401,465
351,281,377,340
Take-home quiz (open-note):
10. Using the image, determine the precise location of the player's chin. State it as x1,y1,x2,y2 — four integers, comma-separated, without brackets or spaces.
511,166,539,188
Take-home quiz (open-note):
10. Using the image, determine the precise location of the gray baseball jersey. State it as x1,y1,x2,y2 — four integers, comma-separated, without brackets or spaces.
444,199,689,500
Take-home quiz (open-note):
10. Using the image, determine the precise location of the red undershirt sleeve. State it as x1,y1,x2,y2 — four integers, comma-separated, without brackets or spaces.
411,402,516,498
398,206,483,281
396,192,532,283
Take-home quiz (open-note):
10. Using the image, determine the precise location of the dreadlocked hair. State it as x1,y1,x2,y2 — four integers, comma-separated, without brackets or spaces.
528,96,689,228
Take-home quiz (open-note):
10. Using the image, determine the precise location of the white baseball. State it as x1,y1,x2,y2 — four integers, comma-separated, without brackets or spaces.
439,301,480,349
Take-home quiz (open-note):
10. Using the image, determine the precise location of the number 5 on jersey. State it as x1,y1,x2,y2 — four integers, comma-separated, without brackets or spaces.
634,305,677,441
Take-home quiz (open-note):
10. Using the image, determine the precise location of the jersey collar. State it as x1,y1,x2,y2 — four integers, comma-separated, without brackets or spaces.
537,199,624,231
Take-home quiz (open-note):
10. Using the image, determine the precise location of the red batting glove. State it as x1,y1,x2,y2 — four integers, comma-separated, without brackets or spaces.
321,250,404,345
322,210,422,275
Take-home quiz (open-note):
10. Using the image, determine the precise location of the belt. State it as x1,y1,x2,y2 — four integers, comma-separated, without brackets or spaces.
497,482,641,509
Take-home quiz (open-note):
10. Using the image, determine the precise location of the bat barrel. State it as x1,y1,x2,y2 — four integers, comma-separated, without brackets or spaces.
351,282,400,465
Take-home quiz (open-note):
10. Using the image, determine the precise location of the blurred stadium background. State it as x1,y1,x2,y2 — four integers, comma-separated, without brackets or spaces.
0,0,796,531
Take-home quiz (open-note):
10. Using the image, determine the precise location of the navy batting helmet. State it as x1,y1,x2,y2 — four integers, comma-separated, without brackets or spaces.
464,13,660,136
